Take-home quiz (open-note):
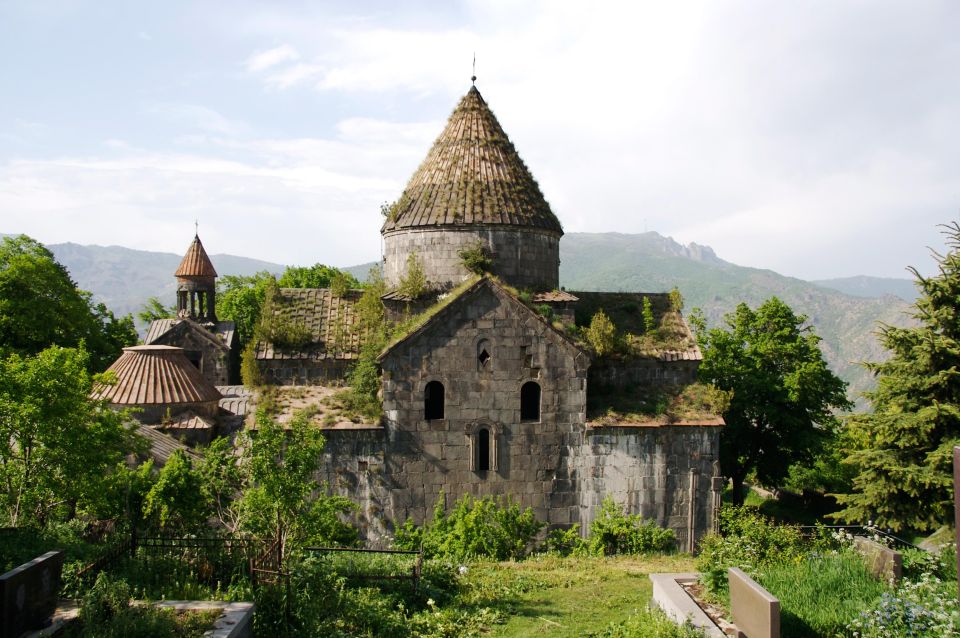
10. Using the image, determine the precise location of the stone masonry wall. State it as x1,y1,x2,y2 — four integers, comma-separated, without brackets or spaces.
380,281,589,529
383,226,561,292
154,328,230,387
575,426,720,551
589,359,699,390
257,359,351,385
315,428,393,545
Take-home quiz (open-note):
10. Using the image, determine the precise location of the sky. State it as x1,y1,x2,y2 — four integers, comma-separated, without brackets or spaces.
1,0,958,280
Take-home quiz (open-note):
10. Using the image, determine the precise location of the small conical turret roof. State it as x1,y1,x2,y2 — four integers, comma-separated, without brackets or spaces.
381,86,562,234
92,345,222,405
175,234,217,278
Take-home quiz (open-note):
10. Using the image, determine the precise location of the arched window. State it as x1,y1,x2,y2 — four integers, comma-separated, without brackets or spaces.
476,428,490,471
520,381,541,422
424,380,444,420
468,420,498,473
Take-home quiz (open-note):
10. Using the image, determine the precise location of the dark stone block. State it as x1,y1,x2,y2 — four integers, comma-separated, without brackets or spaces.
0,550,64,638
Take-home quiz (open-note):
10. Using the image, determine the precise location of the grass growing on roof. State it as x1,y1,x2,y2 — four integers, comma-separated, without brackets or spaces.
588,383,731,424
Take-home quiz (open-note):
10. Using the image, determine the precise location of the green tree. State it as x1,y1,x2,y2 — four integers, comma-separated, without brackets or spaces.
0,235,137,371
142,450,209,533
233,410,357,556
277,264,359,290
217,271,275,345
695,298,850,505
642,296,656,333
0,346,141,525
137,297,176,324
397,252,428,298
586,309,618,356
834,223,960,531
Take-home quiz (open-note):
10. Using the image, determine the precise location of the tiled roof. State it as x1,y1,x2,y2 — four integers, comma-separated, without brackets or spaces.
144,318,235,348
163,411,215,431
381,86,562,234
92,345,223,405
255,288,365,361
136,423,200,466
175,235,218,278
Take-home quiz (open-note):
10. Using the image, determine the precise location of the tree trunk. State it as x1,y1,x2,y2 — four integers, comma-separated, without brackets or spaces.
730,473,747,507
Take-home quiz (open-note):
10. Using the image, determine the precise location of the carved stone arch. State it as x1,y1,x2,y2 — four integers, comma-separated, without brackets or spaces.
465,419,501,472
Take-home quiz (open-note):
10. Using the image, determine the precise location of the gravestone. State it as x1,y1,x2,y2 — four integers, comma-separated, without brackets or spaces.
0,551,64,638
853,536,902,583
728,567,779,638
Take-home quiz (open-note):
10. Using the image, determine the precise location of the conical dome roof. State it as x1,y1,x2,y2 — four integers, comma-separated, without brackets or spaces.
175,235,217,278
92,345,222,405
381,86,562,234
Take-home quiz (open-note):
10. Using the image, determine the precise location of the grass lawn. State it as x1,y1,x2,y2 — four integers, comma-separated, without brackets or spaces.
464,554,696,637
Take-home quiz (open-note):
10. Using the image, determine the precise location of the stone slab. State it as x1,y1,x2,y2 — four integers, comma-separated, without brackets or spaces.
0,551,64,638
728,567,779,638
649,573,725,638
153,601,254,638
853,536,903,583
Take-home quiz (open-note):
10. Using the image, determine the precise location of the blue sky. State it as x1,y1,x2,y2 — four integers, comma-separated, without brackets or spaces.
1,1,958,280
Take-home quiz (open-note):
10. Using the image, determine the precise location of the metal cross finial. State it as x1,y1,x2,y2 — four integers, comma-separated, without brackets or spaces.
471,53,476,85
194,219,198,236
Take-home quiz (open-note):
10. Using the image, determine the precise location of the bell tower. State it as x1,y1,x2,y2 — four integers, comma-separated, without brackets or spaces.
175,234,218,324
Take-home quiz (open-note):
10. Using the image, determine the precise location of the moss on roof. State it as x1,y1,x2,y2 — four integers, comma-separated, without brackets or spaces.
571,291,700,359
255,288,366,361
587,382,729,427
381,86,562,234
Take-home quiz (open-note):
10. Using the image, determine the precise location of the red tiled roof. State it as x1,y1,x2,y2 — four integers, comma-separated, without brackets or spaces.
175,235,218,278
92,345,222,405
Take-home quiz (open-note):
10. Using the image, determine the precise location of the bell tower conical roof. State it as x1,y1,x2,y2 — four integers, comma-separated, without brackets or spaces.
381,86,563,234
175,234,218,279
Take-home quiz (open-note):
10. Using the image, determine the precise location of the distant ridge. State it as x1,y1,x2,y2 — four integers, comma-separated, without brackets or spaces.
4,230,913,406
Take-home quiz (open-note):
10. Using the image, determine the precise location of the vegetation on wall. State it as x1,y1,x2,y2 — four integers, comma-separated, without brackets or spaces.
585,309,619,356
457,240,493,275
397,252,429,298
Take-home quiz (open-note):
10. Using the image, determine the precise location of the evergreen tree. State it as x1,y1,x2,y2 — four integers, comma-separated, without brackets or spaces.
695,298,851,505
834,222,960,531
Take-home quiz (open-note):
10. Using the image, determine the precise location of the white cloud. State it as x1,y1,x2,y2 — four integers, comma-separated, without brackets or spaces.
245,44,300,72
145,103,247,136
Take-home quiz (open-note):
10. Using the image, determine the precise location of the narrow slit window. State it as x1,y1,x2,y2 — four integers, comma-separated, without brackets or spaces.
424,381,445,420
520,381,541,422
477,428,490,471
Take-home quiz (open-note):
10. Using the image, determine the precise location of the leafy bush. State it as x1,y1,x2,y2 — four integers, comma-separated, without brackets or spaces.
68,572,217,637
398,252,428,298
394,493,543,561
457,240,492,275
642,296,656,333
696,506,806,596
586,309,618,356
543,523,587,556
587,497,675,556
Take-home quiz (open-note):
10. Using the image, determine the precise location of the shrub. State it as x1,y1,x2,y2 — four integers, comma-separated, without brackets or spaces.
543,524,587,556
398,252,428,298
587,496,675,556
696,506,806,596
669,287,684,312
642,297,656,333
586,309,618,356
457,240,492,275
394,493,543,561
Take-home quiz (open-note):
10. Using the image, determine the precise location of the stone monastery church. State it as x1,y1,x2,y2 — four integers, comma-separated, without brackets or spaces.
97,84,724,550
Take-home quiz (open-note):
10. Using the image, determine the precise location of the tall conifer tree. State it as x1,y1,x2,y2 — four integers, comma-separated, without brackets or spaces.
835,222,960,531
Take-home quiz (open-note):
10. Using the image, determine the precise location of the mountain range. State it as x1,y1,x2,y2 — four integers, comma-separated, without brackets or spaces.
6,231,915,406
